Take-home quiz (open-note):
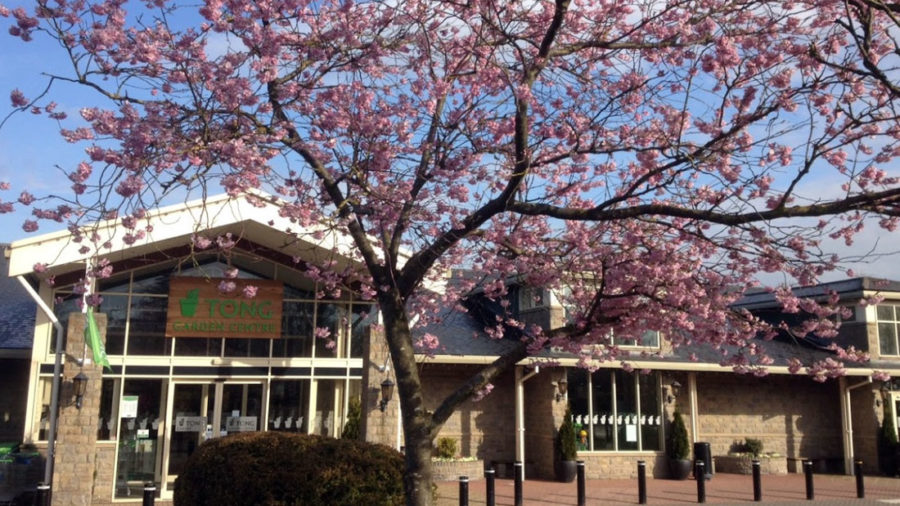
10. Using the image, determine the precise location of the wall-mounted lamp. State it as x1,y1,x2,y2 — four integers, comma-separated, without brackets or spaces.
554,377,568,402
379,379,395,412
666,380,682,404
73,372,88,410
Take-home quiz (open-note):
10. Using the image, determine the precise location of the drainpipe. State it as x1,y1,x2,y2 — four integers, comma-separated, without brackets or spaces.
842,376,872,475
515,365,540,478
17,276,64,488
688,372,698,443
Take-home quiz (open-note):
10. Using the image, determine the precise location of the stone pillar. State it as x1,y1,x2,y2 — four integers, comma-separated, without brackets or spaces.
361,324,400,449
51,312,106,506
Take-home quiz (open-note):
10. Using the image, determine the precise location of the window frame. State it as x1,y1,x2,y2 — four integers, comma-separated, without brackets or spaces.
876,305,900,357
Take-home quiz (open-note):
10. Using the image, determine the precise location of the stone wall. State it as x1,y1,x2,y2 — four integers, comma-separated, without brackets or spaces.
577,453,668,479
51,312,107,506
523,369,565,479
420,364,516,466
361,326,399,448
694,372,842,464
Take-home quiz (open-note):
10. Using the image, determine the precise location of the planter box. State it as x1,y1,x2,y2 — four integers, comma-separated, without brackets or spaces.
714,455,787,475
432,459,485,481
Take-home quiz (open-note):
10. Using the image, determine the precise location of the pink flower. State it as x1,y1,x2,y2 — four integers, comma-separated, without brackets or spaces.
241,285,258,298
22,220,37,232
10,89,27,107
217,280,236,294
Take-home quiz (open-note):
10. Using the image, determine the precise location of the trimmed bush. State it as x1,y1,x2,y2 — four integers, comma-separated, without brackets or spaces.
435,437,457,459
174,431,404,506
556,405,577,461
668,412,690,460
341,397,362,440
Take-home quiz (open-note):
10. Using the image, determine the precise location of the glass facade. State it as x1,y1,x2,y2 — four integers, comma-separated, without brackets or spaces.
567,368,662,452
39,257,368,500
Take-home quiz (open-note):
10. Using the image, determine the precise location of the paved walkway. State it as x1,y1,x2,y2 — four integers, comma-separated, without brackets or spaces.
435,473,900,505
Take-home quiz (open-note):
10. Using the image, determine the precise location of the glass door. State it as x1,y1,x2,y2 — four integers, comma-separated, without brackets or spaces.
160,381,265,497
162,382,217,495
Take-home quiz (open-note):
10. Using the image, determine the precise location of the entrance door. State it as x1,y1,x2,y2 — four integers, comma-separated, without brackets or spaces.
160,381,264,497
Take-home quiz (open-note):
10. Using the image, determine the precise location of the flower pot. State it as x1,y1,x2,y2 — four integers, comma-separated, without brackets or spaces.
668,458,692,480
555,460,577,482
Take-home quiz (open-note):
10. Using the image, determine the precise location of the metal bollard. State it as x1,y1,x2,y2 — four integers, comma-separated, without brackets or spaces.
485,468,496,506
514,461,523,506
752,459,762,502
637,460,647,505
855,460,865,499
459,476,468,506
143,482,156,506
577,461,585,506
803,460,814,500
36,482,50,506
695,460,706,503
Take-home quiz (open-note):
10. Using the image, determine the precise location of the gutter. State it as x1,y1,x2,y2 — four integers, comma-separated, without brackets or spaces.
17,276,64,490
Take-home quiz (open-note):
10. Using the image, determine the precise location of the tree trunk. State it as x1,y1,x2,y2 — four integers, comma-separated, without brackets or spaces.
379,295,438,506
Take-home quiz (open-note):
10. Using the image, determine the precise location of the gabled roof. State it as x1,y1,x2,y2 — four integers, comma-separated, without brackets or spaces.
0,245,35,355
6,191,395,282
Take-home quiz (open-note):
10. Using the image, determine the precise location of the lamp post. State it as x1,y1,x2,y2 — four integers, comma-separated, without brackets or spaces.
73,372,88,410
379,379,395,412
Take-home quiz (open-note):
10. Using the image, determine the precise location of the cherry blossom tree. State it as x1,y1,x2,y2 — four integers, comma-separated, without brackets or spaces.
4,0,900,503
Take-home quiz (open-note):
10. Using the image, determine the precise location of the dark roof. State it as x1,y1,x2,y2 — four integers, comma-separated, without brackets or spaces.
736,277,900,309
0,245,35,350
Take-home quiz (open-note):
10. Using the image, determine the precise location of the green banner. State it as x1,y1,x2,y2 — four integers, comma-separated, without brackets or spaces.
85,307,111,371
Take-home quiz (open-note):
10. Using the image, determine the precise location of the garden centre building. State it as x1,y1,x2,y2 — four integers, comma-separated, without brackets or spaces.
4,192,900,504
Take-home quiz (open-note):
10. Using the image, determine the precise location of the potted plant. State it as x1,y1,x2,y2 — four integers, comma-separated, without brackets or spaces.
554,405,578,482
667,411,692,480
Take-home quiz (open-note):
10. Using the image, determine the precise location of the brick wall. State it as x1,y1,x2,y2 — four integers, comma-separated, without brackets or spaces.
849,381,880,474
523,370,565,479
361,326,399,448
419,364,516,466
694,372,842,462
51,312,106,506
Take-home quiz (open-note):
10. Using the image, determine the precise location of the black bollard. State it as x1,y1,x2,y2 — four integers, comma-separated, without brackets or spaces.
143,482,156,506
803,460,814,500
637,460,647,505
36,483,50,506
514,461,523,506
752,459,762,502
695,460,706,503
577,461,585,506
485,468,496,506
459,476,469,506
855,460,865,499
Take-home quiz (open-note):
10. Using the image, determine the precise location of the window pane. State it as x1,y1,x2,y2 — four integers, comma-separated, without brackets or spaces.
116,379,163,498
268,380,310,432
224,338,270,358
591,371,614,450
36,378,52,441
52,294,80,353
313,380,338,436
878,305,895,321
880,322,899,355
315,303,348,358
639,331,659,348
97,378,119,441
129,272,170,295
274,301,313,358
127,296,171,356
349,304,371,359
567,369,590,452
638,373,661,451
615,370,638,451
173,337,221,357
99,295,127,355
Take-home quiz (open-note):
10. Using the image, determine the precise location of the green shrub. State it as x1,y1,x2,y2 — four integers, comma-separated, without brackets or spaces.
668,412,690,460
341,397,361,440
556,405,577,461
174,431,404,506
435,437,457,459
744,438,763,457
